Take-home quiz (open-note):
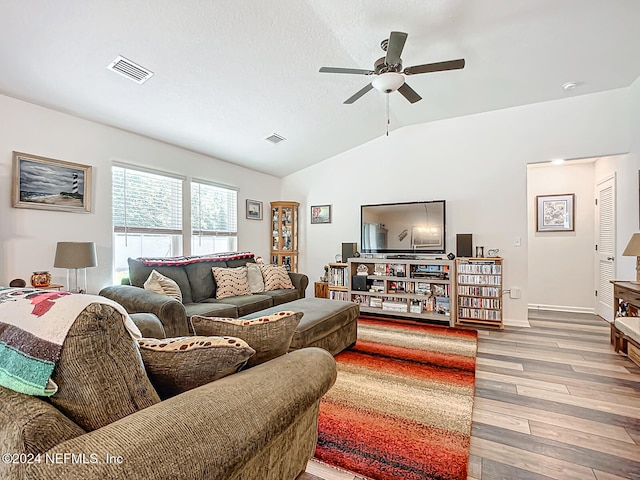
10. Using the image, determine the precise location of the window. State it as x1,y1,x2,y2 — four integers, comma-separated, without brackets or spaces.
112,165,183,283
191,180,238,255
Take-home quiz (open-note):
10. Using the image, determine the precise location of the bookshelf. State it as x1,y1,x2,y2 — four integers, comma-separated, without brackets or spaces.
347,257,456,326
455,257,503,329
327,263,349,301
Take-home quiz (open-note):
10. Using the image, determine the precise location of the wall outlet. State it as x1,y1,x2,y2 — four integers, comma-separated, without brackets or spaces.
509,287,521,299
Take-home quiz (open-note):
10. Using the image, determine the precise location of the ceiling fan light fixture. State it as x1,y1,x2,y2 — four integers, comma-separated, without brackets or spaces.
372,72,404,93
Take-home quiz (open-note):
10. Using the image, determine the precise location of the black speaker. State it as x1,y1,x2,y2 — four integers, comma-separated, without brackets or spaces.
342,242,358,263
352,275,368,291
456,234,473,258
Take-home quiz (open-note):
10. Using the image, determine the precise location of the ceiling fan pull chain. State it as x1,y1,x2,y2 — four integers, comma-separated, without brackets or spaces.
386,94,390,136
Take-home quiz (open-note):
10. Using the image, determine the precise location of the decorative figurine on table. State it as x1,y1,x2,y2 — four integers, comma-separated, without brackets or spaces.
321,265,329,282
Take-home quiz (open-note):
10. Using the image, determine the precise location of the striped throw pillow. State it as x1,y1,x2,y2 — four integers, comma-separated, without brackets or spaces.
212,266,251,299
260,264,295,291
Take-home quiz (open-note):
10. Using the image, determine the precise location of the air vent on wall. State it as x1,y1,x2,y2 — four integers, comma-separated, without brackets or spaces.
265,133,286,144
107,56,154,84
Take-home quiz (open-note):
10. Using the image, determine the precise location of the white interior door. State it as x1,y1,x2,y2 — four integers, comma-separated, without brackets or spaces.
595,174,616,321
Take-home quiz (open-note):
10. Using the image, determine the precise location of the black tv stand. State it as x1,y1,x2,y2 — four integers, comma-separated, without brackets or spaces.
386,254,416,259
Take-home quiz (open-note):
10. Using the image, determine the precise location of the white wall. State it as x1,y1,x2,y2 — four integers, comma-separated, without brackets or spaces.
624,75,640,279
282,88,632,323
527,162,595,312
0,94,281,293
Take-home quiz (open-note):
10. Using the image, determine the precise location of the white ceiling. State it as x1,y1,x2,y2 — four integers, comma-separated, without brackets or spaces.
1,1,639,177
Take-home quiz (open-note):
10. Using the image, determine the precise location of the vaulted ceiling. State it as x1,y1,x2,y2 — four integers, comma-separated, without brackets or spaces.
1,1,639,177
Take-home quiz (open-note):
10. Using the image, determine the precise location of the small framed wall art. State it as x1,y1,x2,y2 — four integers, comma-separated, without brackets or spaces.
536,193,575,232
246,199,263,220
12,152,92,213
311,205,331,224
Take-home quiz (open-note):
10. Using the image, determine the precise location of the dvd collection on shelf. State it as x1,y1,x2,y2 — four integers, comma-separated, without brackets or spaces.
328,265,348,287
455,257,504,329
347,258,455,325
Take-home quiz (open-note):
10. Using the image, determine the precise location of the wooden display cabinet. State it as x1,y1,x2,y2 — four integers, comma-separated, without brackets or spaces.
270,201,299,272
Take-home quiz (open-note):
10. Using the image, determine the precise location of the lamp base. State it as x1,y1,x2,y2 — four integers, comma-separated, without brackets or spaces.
67,268,88,294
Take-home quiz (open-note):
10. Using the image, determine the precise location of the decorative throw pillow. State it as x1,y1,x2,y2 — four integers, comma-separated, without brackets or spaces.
247,263,265,293
49,303,161,432
260,264,295,291
137,336,255,399
190,311,303,368
212,266,251,299
143,269,183,302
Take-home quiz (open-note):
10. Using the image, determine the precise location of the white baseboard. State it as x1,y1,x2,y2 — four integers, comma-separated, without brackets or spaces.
528,304,595,315
503,317,531,328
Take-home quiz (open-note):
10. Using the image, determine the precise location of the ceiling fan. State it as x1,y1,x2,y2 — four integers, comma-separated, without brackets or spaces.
319,31,465,104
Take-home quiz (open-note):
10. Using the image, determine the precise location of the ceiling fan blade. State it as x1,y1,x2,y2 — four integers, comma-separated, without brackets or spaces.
320,67,375,75
397,83,422,103
344,83,374,104
403,58,465,75
385,31,408,66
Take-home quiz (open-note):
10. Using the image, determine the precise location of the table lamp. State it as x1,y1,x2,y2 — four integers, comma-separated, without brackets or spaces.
622,233,640,283
54,242,98,293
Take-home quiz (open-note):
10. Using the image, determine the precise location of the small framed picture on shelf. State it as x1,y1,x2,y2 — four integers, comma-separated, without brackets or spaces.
311,205,331,224
246,199,263,220
536,193,575,232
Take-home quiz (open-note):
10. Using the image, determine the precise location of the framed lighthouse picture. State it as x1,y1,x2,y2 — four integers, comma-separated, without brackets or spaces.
12,152,92,213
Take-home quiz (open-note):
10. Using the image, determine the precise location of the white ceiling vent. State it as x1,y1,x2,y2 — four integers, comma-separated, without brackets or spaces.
265,133,286,144
107,56,154,84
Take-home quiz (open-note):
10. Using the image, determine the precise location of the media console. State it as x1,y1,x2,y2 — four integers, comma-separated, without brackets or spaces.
348,257,456,326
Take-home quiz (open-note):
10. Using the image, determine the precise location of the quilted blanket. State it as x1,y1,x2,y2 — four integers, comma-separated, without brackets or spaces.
0,287,140,396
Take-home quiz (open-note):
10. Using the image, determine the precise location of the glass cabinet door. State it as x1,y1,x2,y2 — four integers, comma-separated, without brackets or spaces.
270,201,299,272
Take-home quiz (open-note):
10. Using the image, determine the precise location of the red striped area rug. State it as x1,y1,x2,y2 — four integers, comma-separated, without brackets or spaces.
315,316,478,480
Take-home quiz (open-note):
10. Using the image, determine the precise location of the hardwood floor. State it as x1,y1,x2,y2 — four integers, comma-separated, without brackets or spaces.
299,310,640,480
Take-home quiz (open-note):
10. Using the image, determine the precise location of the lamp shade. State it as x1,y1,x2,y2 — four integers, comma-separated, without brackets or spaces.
622,233,640,256
54,242,98,268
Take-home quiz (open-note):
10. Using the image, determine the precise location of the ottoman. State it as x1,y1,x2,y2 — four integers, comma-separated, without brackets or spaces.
242,297,359,356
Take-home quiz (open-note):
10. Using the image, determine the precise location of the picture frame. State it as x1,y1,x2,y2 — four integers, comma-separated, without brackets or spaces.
246,199,263,220
311,204,331,224
536,193,575,232
12,152,92,213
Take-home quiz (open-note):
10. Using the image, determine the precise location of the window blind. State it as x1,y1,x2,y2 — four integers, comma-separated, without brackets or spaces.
112,166,183,235
191,181,237,237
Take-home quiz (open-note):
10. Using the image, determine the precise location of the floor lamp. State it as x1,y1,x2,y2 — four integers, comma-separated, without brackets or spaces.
622,233,640,283
54,242,97,293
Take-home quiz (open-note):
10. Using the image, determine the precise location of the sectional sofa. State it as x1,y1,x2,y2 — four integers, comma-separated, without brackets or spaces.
100,252,308,337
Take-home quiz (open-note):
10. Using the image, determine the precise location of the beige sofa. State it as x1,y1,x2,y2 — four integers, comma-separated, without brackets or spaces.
0,302,337,480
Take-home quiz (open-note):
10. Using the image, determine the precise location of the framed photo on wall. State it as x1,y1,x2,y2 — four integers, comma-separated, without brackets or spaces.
536,193,575,232
12,152,92,213
246,199,263,220
311,205,331,224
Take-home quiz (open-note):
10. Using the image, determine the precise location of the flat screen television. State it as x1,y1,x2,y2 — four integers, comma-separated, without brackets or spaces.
361,200,446,254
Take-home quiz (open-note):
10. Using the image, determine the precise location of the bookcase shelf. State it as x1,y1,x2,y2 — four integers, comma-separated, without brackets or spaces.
328,263,349,301
348,258,456,326
455,257,503,329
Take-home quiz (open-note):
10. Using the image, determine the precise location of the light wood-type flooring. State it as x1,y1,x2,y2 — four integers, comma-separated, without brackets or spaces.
298,309,640,480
